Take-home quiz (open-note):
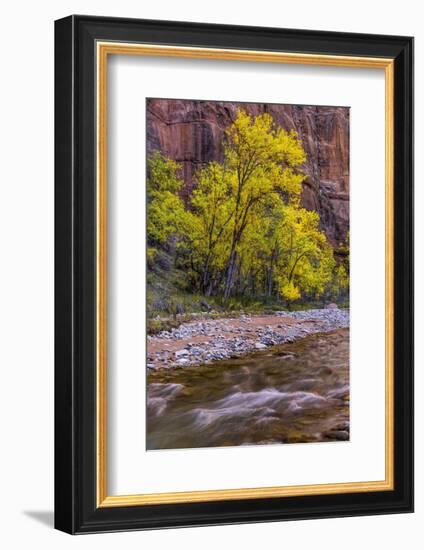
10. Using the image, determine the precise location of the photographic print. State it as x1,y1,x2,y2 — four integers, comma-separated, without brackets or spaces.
55,18,413,532
146,99,350,450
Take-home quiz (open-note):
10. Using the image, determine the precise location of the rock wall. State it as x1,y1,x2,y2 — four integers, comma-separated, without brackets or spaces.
146,99,349,245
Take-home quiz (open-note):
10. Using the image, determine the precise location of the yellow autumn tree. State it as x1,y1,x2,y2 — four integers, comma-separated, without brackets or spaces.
273,205,336,304
146,151,188,264
189,109,306,297
146,109,347,306
187,162,233,294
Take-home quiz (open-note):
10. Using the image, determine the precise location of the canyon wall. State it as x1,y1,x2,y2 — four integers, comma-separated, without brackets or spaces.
146,99,349,245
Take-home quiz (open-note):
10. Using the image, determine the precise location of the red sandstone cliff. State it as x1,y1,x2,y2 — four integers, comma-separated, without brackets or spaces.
146,99,349,245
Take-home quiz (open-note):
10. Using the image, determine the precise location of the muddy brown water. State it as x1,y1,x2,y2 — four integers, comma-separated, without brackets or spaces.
146,328,349,450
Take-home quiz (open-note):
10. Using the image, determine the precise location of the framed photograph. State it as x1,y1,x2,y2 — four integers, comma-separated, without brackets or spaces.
54,15,413,534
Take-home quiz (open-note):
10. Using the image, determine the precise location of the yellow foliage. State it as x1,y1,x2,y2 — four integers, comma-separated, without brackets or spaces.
146,109,349,304
146,152,187,245
281,281,301,302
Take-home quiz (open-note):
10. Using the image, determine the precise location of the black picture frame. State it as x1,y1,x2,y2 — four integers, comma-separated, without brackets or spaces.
55,14,414,534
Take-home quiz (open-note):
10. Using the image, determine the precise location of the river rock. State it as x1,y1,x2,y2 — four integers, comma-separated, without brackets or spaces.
149,308,349,369
200,298,212,311
175,349,189,358
276,351,296,359
324,430,349,441
254,342,267,350
334,421,350,431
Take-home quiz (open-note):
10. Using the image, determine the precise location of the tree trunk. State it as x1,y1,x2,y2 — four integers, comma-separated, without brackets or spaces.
267,266,273,297
202,254,212,294
224,247,237,299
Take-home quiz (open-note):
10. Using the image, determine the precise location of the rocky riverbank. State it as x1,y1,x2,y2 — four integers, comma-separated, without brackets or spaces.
147,308,349,370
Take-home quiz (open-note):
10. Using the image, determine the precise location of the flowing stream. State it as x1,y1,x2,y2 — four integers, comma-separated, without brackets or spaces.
147,328,349,450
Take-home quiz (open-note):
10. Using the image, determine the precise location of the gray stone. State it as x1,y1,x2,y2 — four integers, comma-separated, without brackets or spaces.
324,430,349,441
175,349,189,358
254,342,267,350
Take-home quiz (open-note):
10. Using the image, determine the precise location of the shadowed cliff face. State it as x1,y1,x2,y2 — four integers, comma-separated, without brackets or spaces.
146,99,349,245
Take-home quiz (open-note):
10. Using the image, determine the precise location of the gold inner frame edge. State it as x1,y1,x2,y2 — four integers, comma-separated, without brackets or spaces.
96,42,395,508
